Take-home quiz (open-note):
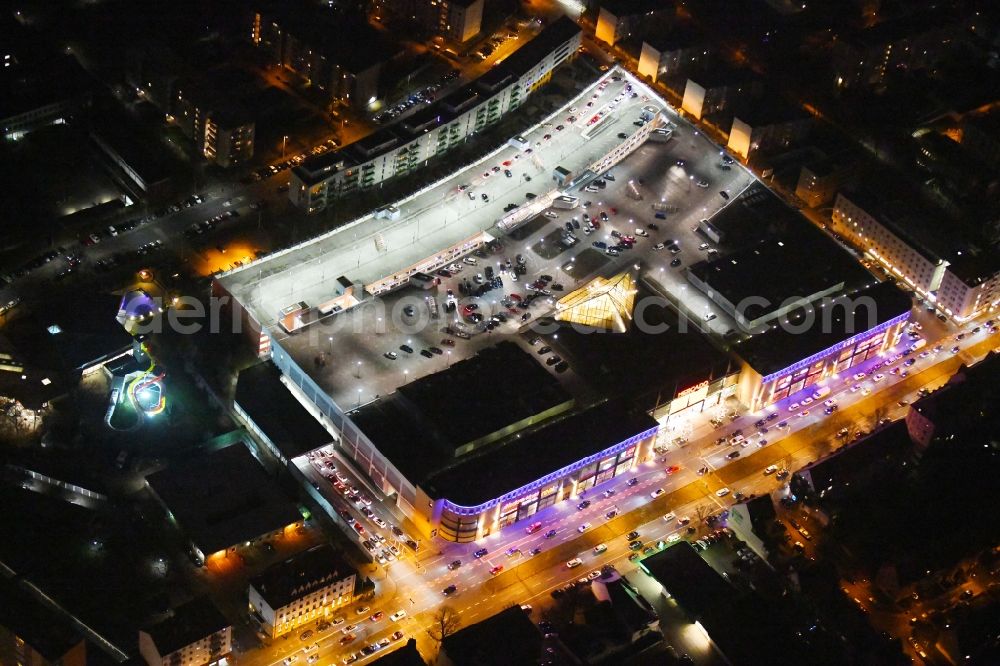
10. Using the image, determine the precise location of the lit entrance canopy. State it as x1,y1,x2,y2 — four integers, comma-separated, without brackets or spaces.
554,271,637,332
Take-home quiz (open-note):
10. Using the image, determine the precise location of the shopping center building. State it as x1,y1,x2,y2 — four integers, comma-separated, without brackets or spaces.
223,194,913,543
228,242,910,543
219,54,916,544
350,345,659,541
735,281,912,411
686,190,874,334
551,279,741,426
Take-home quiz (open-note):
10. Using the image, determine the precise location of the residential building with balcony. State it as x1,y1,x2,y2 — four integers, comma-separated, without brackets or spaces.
289,16,581,212
202,109,254,168
251,1,399,109
172,79,254,168
832,9,966,89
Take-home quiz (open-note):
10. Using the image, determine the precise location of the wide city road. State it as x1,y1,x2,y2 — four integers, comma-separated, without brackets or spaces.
246,320,998,666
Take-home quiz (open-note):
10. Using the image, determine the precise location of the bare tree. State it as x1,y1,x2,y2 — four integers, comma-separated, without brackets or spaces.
695,505,711,522
869,405,890,430
426,605,461,645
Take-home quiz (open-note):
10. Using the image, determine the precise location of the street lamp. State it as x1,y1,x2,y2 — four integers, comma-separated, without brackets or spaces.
355,360,362,378
282,135,288,159
329,336,334,355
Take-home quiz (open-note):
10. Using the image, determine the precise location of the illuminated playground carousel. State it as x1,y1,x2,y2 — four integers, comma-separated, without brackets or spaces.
105,291,168,430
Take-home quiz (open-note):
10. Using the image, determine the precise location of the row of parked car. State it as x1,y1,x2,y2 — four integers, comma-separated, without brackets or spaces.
184,209,240,239
373,69,459,124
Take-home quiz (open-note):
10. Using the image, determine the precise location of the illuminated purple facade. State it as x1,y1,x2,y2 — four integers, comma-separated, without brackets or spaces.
740,310,910,411
430,426,659,542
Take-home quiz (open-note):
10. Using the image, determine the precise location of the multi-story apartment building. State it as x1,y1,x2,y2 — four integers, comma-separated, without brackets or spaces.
248,545,358,638
636,24,711,84
681,64,762,121
138,597,232,666
251,2,398,109
832,189,1000,321
832,10,965,89
906,352,1000,451
726,97,811,162
935,259,1000,322
289,16,581,212
0,581,87,666
795,154,854,208
202,110,254,168
172,79,254,168
595,0,672,47
426,0,484,43
373,0,482,42
832,189,947,298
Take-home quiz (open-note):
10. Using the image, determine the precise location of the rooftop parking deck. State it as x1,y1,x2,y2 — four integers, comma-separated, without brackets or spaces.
252,69,775,411
219,67,669,332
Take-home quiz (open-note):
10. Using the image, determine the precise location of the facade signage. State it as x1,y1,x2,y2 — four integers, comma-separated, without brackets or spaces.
677,380,709,399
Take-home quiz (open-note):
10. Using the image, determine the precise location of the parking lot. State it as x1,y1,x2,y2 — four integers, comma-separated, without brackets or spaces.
222,67,669,326
266,67,755,409
297,445,416,558
278,93,759,411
